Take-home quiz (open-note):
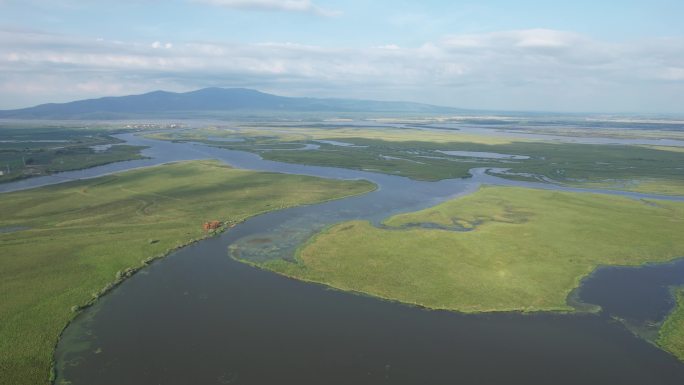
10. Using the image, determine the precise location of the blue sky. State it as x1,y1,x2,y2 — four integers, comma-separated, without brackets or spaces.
0,0,683,113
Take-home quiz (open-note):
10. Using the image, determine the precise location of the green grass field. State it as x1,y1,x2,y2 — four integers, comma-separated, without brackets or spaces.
257,186,684,315
659,288,684,362
0,160,374,385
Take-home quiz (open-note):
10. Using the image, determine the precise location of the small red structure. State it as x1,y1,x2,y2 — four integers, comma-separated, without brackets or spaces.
203,220,222,231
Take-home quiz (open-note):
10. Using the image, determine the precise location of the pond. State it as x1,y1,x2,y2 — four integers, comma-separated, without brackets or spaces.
315,139,368,147
0,226,29,234
436,150,530,160
89,144,114,152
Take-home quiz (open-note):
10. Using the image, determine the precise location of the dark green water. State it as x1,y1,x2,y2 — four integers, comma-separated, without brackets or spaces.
55,233,684,384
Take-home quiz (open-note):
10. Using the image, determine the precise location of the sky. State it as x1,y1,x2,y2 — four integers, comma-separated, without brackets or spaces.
0,0,683,113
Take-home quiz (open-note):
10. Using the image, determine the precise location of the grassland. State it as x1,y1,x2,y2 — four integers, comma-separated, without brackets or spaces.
0,160,374,385
659,288,684,361
567,178,684,196
0,126,146,183
152,126,684,195
254,186,684,314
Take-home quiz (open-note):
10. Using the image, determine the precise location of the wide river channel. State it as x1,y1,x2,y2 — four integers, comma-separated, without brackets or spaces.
3,132,684,384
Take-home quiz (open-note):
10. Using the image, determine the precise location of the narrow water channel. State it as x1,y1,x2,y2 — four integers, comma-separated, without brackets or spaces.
2,133,683,384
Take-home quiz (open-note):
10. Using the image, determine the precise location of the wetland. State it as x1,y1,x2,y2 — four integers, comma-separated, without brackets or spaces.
2,120,684,384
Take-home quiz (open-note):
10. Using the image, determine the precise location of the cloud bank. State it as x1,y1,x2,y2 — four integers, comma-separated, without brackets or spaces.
0,28,682,112
194,0,340,17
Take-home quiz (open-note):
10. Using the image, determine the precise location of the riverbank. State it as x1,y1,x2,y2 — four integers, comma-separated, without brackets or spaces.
659,288,684,361
0,160,374,385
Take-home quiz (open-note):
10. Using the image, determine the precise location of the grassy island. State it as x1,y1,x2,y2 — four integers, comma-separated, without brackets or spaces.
0,160,374,385
258,186,684,314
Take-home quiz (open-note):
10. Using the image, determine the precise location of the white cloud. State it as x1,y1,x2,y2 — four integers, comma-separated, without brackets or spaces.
193,0,340,17
511,29,578,49
658,67,684,81
0,28,683,112
376,44,400,50
151,41,173,49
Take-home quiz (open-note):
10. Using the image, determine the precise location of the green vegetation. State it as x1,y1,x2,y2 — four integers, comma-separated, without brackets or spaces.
0,126,146,183
659,288,684,361
0,160,374,385
568,178,684,196
153,126,684,195
252,186,684,314
259,138,684,193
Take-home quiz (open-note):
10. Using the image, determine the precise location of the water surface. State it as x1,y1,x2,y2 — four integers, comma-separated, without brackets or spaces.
436,150,530,160
315,139,368,147
0,226,29,234
56,235,684,385
579,258,684,337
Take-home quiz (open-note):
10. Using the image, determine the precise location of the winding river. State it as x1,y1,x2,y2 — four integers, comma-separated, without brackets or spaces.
3,133,684,384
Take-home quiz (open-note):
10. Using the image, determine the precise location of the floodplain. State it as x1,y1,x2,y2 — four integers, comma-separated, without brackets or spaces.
3,116,684,384
0,159,373,385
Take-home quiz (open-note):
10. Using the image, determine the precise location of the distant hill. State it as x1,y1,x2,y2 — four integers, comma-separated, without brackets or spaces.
0,88,463,119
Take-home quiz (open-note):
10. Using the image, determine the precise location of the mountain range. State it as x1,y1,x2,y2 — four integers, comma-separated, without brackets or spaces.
0,88,463,119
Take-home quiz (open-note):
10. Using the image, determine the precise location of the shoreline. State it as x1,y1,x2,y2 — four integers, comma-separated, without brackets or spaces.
233,252,684,364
